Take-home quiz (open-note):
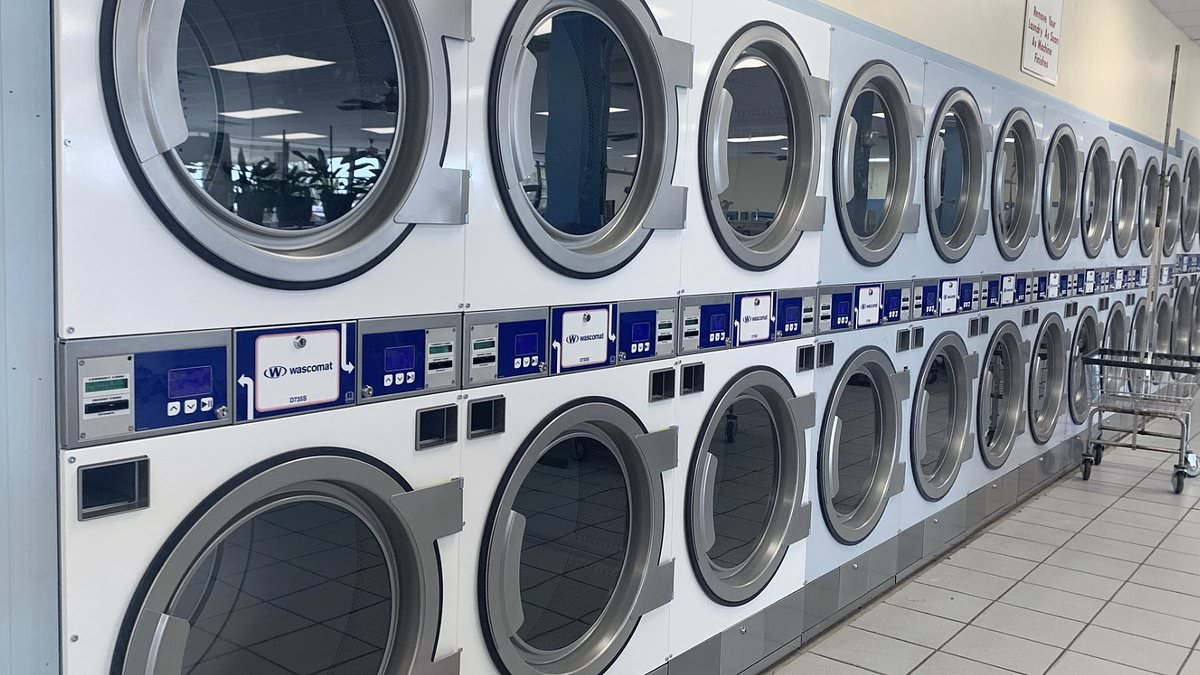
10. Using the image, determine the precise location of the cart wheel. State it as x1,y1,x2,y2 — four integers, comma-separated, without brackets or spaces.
1082,460,1093,481
1173,471,1186,495
1185,453,1200,478
1093,446,1104,466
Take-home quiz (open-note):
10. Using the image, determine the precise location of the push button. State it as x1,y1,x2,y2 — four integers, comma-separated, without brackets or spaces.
184,399,198,414
200,397,214,412
167,401,181,417
384,374,394,386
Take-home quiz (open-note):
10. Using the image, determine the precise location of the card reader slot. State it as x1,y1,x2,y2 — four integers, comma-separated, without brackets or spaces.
429,360,454,372
84,400,130,415
472,354,498,366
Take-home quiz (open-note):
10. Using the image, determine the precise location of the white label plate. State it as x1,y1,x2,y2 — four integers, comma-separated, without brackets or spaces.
255,329,341,413
560,308,610,370
856,285,882,327
738,295,773,344
939,279,959,315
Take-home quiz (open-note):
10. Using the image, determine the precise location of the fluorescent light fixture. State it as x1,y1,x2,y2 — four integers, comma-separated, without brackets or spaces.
868,157,890,163
533,18,553,36
219,107,301,120
536,107,629,116
212,54,334,74
872,111,886,119
728,134,788,144
262,132,326,141
732,57,769,70
623,154,639,158
362,127,396,135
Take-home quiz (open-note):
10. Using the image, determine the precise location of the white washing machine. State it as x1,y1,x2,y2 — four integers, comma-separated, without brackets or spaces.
985,87,1047,268
817,29,926,285
457,358,677,675
59,351,465,675
680,3,831,296
57,0,473,339
464,0,694,310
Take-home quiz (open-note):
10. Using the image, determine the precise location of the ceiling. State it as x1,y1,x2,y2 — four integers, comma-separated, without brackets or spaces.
1150,0,1200,45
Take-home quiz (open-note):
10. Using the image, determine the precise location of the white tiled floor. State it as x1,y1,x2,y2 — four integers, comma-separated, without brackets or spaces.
771,438,1200,674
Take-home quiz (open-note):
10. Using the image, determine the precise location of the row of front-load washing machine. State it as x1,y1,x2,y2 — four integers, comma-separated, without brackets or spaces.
43,0,1200,672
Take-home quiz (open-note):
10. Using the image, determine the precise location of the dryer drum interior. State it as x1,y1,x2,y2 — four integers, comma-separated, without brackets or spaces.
1080,138,1113,258
991,109,1038,260
911,332,974,501
1042,125,1080,259
1068,308,1101,425
925,88,987,263
1103,303,1129,394
1028,314,1067,445
1174,282,1193,355
1112,147,1139,257
489,0,691,277
114,453,456,675
105,0,468,286
1138,157,1162,258
978,322,1025,468
1154,295,1173,355
817,347,902,545
832,61,917,266
1130,298,1152,353
479,399,671,675
699,23,823,271
1164,165,1184,256
1183,148,1200,250
1192,290,1200,356
685,368,807,605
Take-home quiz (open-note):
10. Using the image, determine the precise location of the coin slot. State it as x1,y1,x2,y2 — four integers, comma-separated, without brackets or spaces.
818,341,836,368
797,345,816,372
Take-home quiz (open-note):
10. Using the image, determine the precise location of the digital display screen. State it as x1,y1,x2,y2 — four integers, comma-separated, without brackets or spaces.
429,344,453,355
167,366,212,399
785,305,801,323
710,314,727,332
84,376,128,394
632,322,651,342
834,299,851,315
473,339,496,351
514,333,539,357
384,345,416,373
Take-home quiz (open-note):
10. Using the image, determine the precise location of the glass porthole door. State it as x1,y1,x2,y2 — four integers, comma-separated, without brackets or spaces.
1139,157,1162,258
1103,302,1128,393
1192,291,1200,356
911,333,977,501
479,400,675,675
1081,138,1113,258
1175,282,1193,355
1165,165,1183,257
115,452,461,675
1184,148,1200,251
818,347,906,544
1028,315,1067,444
105,0,471,287
979,322,1027,468
925,88,988,263
1112,148,1139,257
1042,126,1081,259
700,24,828,270
686,369,811,605
490,0,693,277
992,109,1038,260
1154,294,1173,354
833,61,922,266
1069,308,1101,424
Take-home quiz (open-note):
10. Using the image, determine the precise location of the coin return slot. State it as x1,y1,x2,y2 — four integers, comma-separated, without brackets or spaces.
78,457,149,521
896,330,911,352
981,316,991,334
1127,293,1136,306
1099,297,1110,311
416,404,458,450
681,363,706,395
913,327,925,349
429,360,454,372
649,368,676,402
969,317,981,338
797,345,816,372
818,341,836,368
468,396,506,440
83,399,130,415
471,338,498,367
1066,302,1078,318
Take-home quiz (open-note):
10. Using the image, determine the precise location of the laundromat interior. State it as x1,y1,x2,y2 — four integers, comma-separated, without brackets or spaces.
12,0,1200,673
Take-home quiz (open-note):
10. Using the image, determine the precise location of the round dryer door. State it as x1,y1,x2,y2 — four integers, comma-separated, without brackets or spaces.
1192,292,1200,356
479,399,672,675
490,0,692,277
911,332,975,501
832,62,919,266
1081,138,1113,259
817,347,904,545
1154,294,1173,354
1130,298,1152,353
992,109,1039,260
1165,165,1184,257
1139,157,1162,258
1042,125,1081,259
1183,148,1200,251
925,88,988,263
699,24,824,270
114,452,459,675
685,368,808,605
978,322,1026,469
105,0,469,287
1112,147,1139,258
1104,302,1129,394
1028,314,1067,444
1175,282,1193,355
1068,307,1101,424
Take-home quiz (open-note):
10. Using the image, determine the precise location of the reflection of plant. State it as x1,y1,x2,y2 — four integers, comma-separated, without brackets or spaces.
227,149,277,193
339,78,399,113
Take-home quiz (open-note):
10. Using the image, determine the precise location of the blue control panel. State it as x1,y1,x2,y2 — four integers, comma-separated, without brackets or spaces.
959,280,975,313
916,282,939,318
1036,275,1049,301
361,329,426,396
234,322,357,422
497,319,547,379
777,295,805,339
1059,273,1070,297
1015,276,1028,304
883,287,905,323
618,309,660,361
134,346,228,432
700,302,732,350
830,292,853,331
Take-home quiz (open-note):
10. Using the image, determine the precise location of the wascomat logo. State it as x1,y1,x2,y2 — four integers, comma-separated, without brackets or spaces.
263,362,335,379
566,332,605,345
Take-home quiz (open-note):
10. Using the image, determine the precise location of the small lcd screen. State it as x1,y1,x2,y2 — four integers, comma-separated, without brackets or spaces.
429,344,453,355
384,345,416,373
473,339,496,351
835,299,851,316
785,305,801,323
710,314,727,332
514,333,539,357
167,366,212,399
632,322,651,342
84,376,128,394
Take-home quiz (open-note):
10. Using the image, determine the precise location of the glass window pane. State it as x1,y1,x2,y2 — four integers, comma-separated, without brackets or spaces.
175,0,398,230
846,89,894,238
1046,143,1067,233
720,55,792,238
512,436,629,652
934,110,969,238
1032,335,1054,422
983,344,1012,447
833,372,881,516
998,131,1025,243
172,500,391,674
522,12,643,236
706,396,779,568
919,355,956,479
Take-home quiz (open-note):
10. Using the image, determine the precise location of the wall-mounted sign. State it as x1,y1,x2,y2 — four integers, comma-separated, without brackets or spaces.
1022,0,1063,84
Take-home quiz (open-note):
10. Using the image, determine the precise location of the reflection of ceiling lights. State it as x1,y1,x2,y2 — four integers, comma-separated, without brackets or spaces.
728,135,788,144
623,154,638,158
219,107,301,120
872,112,886,119
868,157,890,163
733,57,769,70
212,54,334,74
262,132,326,141
535,107,629,116
362,127,396,135
533,20,553,36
